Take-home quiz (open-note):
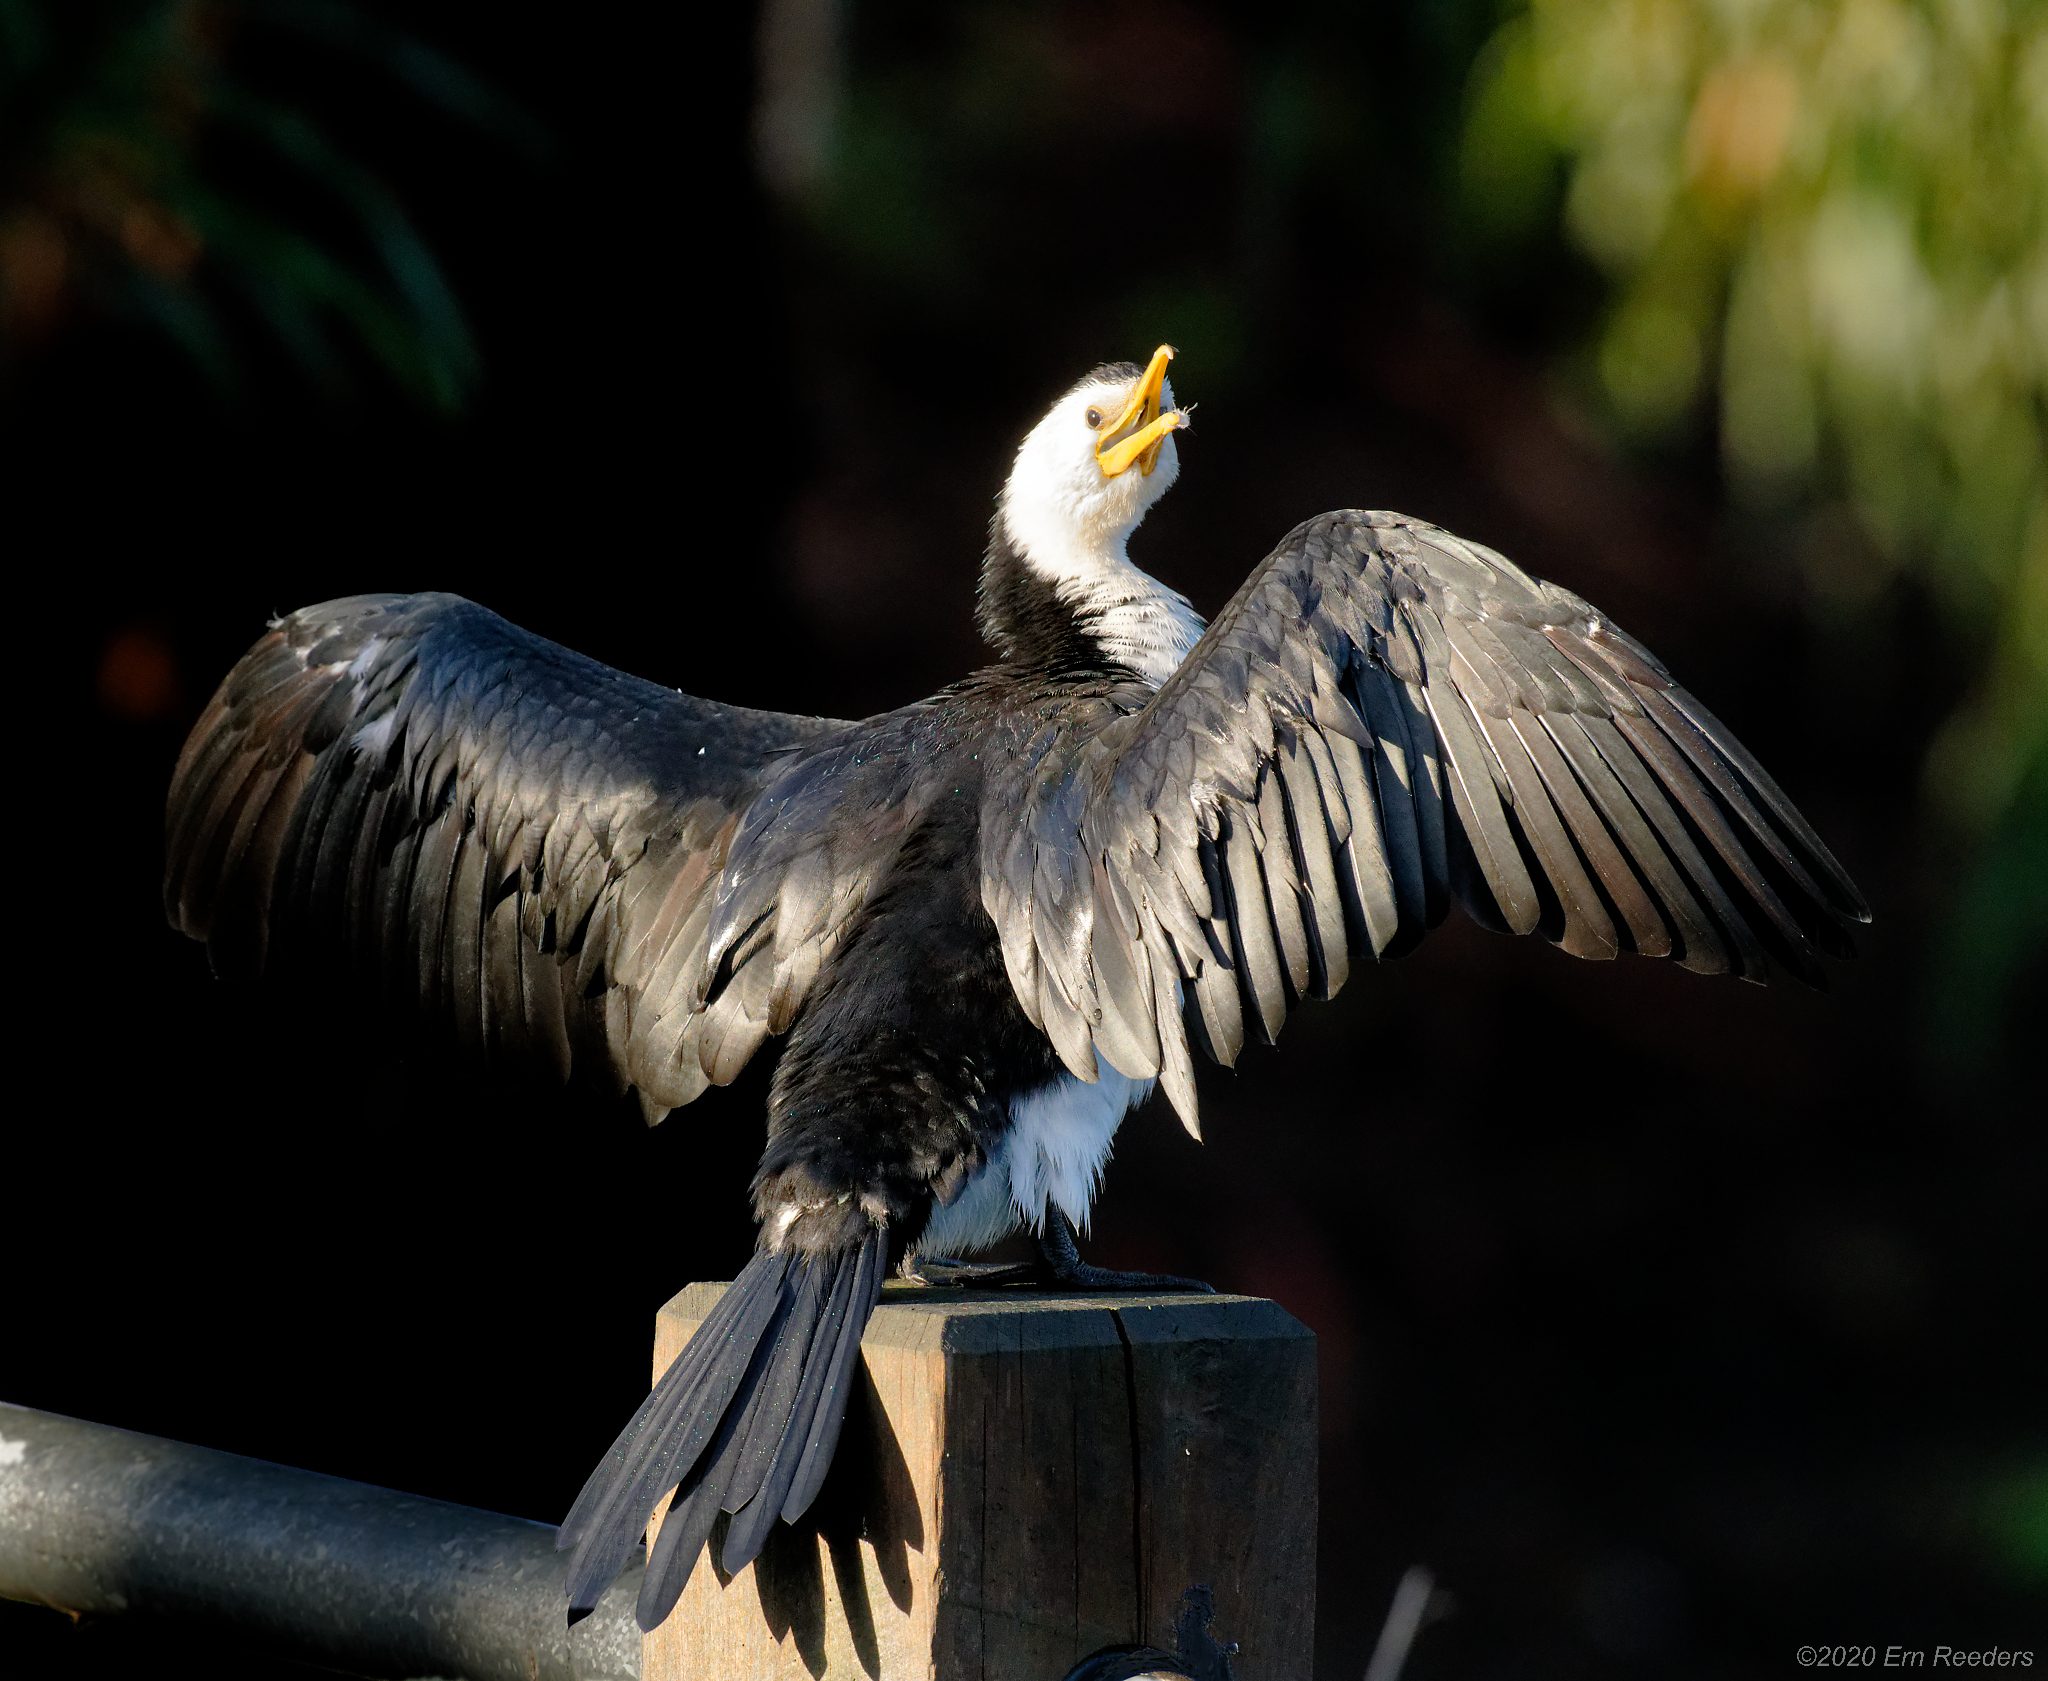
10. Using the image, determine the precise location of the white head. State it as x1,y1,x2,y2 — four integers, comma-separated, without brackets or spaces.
986,345,1204,687
998,344,1186,566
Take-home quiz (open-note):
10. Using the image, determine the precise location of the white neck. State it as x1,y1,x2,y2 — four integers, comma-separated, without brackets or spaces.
1001,502,1206,690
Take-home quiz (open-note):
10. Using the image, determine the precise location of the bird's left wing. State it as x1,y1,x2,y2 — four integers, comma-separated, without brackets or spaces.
983,510,1868,1135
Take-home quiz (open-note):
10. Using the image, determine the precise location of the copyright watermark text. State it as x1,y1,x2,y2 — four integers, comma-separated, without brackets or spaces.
1796,1649,2034,1669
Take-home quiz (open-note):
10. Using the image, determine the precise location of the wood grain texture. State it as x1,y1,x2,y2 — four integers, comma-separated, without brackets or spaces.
644,1282,1316,1681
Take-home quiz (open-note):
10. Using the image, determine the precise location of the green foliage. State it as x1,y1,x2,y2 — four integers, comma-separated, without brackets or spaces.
0,0,530,409
1983,1452,2048,1587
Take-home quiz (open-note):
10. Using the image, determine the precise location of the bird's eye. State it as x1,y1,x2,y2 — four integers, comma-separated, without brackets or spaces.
1084,407,1103,429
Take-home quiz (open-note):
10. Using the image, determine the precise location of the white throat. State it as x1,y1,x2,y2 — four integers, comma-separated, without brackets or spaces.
1002,503,1206,689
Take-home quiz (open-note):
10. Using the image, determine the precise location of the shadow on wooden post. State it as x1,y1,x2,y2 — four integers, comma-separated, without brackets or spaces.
644,1281,1316,1681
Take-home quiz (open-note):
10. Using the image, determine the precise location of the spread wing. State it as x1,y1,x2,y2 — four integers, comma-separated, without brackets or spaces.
985,509,1869,1135
165,592,856,1121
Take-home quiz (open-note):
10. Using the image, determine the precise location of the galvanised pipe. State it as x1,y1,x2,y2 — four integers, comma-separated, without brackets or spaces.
0,1401,640,1681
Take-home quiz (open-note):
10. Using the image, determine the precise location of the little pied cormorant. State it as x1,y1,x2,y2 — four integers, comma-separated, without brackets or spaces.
164,345,1867,1630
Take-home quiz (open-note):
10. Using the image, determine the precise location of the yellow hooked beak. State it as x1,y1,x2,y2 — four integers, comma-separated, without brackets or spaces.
1096,344,1185,478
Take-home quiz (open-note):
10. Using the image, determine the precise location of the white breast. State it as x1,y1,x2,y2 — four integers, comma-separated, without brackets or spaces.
1006,1063,1152,1234
915,1138,1023,1256
914,1064,1154,1257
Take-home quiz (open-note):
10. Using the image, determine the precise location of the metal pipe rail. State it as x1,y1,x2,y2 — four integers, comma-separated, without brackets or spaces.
0,1401,640,1680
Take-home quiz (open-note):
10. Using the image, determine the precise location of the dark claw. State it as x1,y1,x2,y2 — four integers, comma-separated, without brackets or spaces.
902,1213,1216,1294
1037,1210,1216,1294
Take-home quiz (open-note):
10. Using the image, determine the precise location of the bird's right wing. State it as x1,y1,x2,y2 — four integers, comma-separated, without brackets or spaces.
166,592,858,1120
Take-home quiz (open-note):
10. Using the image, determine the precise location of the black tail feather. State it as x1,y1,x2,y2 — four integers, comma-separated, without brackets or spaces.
637,1294,799,1628
716,1265,838,1544
778,1233,885,1522
559,1249,791,1614
722,1232,876,1566
558,1230,886,1630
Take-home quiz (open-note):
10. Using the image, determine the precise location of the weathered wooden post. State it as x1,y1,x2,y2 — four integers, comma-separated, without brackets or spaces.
642,1282,1317,1681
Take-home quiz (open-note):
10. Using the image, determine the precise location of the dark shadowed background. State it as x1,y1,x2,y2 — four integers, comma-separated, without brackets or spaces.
3,3,2043,1678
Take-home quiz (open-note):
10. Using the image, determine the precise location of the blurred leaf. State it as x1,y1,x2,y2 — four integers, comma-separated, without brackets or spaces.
208,82,478,407
0,1,47,94
123,266,234,385
1458,19,1560,248
256,0,553,159
1986,1456,2048,1588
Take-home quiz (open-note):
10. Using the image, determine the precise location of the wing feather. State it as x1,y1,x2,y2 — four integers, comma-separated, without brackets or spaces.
1277,728,1349,997
1220,808,1288,1044
1187,835,1247,1068
1348,663,1436,947
1539,712,1710,961
1511,708,1669,957
1254,767,1314,1002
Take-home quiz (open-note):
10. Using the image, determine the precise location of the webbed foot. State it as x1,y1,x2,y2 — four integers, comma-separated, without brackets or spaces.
903,1213,1215,1293
1036,1210,1215,1294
